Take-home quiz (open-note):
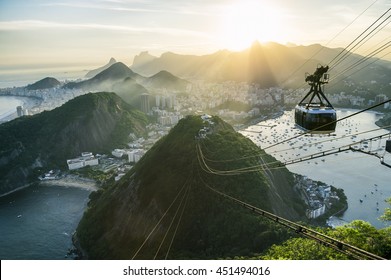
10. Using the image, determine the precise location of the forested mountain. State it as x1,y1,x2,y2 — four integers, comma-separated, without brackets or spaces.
76,115,306,259
0,92,148,195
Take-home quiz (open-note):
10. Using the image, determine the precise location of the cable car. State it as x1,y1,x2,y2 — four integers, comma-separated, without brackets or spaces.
295,65,336,133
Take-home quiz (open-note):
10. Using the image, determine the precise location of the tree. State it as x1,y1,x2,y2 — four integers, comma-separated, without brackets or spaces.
380,198,391,221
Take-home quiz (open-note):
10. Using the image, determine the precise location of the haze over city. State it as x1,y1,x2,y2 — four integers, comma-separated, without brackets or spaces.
1,0,390,71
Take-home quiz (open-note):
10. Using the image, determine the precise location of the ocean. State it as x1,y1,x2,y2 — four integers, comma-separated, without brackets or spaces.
0,96,24,119
0,66,92,88
0,183,91,260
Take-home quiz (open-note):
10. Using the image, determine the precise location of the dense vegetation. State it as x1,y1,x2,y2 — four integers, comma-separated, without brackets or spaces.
0,92,148,195
76,115,306,259
259,220,391,259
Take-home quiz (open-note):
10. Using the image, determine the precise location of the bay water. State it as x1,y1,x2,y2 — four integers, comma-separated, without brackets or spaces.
241,109,391,229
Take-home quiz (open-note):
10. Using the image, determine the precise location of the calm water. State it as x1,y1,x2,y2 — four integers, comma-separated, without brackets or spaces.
242,109,391,228
0,66,91,88
0,96,24,119
0,184,91,260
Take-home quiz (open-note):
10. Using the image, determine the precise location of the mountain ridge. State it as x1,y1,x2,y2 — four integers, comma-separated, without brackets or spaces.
0,92,148,195
85,58,117,78
130,42,391,89
27,77,61,90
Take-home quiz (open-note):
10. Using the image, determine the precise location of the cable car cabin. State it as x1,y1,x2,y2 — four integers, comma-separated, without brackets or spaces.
295,105,336,132
295,65,336,133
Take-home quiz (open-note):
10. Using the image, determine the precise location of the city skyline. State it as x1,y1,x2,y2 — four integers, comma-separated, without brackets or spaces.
0,0,390,71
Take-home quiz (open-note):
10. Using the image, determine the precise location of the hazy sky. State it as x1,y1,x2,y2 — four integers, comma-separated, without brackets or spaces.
0,0,390,68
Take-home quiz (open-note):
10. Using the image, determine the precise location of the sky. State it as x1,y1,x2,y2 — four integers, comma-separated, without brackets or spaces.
0,0,390,70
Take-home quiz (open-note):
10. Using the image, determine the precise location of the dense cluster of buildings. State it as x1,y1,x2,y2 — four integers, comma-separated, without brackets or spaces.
66,152,99,170
295,175,340,219
1,77,390,127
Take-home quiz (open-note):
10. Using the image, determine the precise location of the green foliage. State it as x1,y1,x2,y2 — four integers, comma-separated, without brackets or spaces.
330,220,391,258
261,237,348,260
76,115,306,259
380,198,391,221
260,220,391,260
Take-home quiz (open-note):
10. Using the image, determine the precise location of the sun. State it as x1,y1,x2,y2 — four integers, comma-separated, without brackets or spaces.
218,0,286,50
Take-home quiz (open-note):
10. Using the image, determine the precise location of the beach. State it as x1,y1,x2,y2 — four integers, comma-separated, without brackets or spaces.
0,95,42,123
39,174,98,192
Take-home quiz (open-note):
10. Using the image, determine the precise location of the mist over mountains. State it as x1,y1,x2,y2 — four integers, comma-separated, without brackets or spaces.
22,42,391,102
130,42,391,90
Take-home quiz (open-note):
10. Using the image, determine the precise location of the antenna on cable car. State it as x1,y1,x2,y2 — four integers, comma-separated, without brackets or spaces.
295,65,337,133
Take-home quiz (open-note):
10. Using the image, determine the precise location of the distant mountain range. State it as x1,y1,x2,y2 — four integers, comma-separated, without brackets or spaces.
0,92,147,195
64,62,189,106
130,42,391,90
85,57,117,78
25,42,391,105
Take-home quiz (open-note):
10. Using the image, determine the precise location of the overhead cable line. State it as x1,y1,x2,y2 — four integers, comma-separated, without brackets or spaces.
196,172,386,260
329,12,391,70
202,124,391,163
131,178,190,260
328,51,391,88
197,131,391,175
263,99,391,151
328,8,391,68
279,0,379,88
154,183,191,259
164,183,192,260
329,41,391,83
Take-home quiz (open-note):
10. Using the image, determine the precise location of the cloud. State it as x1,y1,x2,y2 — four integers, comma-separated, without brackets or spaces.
41,1,218,16
0,20,208,37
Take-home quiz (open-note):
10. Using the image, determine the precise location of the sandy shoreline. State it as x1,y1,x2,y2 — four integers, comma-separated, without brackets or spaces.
0,175,98,198
39,175,98,191
0,95,42,123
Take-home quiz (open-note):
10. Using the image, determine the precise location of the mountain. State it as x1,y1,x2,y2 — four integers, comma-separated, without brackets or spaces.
132,51,157,70
64,62,191,107
64,62,149,106
76,115,306,259
65,62,141,90
130,42,391,90
0,92,148,195
27,77,60,90
142,70,190,91
85,58,117,78
130,42,304,88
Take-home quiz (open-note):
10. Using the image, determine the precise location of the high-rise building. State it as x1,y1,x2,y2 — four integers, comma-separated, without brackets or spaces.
155,95,161,108
140,93,150,114
16,106,23,117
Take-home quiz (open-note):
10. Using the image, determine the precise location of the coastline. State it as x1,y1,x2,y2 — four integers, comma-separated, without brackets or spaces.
0,95,42,123
39,175,98,191
0,175,97,198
